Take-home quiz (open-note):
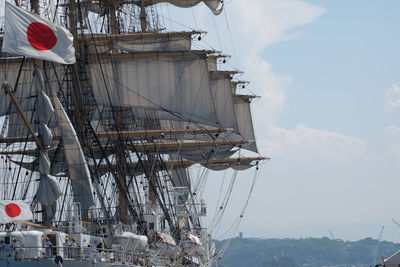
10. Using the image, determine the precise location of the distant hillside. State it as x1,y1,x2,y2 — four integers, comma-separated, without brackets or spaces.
214,237,400,267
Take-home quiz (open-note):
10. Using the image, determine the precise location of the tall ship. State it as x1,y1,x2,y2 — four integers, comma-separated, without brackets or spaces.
0,0,266,266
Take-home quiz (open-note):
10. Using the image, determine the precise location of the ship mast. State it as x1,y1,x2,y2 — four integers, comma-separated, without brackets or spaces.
105,1,131,224
140,0,147,32
137,2,160,209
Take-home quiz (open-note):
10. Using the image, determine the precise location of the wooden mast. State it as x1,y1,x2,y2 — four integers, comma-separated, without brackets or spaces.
115,108,129,224
106,1,130,224
140,0,147,32
136,0,159,210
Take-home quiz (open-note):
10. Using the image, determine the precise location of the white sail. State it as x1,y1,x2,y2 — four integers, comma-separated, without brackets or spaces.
0,64,36,117
210,77,239,131
86,32,193,54
50,88,95,212
233,98,258,152
35,66,62,206
0,62,65,117
151,0,223,15
90,54,219,127
36,152,62,205
0,1,265,265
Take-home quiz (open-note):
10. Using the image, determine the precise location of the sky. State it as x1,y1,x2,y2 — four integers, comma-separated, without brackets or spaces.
1,0,399,243
161,0,400,242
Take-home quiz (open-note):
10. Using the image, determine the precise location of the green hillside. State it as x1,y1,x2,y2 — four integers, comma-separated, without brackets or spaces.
214,237,400,267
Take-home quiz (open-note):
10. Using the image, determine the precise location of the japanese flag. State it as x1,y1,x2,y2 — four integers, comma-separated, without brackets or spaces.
2,2,75,64
0,200,33,223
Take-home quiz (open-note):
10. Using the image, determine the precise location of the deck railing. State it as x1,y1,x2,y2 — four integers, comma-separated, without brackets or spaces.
0,246,147,264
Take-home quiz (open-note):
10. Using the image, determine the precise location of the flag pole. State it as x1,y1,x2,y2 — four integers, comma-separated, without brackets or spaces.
15,221,48,229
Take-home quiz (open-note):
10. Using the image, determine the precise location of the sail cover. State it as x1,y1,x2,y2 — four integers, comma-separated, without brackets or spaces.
50,88,95,212
90,55,219,127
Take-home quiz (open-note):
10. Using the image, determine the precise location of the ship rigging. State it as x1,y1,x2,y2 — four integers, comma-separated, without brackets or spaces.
0,0,267,266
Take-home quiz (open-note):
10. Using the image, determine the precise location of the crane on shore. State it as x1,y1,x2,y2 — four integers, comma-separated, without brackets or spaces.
372,226,384,265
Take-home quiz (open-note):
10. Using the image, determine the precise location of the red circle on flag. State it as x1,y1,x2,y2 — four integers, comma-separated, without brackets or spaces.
27,22,57,51
5,204,21,218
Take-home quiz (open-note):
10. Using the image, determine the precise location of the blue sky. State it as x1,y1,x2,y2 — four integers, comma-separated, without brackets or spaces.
266,0,400,139
175,0,400,242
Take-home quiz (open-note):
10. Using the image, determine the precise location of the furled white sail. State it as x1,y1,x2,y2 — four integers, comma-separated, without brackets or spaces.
50,88,95,212
180,149,236,163
90,55,219,127
34,66,62,207
36,152,62,205
87,33,192,54
201,161,254,171
152,0,223,15
37,175,62,205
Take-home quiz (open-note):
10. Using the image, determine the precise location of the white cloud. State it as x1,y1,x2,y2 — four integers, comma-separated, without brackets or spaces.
227,0,326,121
237,124,398,230
388,145,400,158
231,0,326,49
384,125,400,135
384,84,400,112
163,0,325,122
262,124,367,160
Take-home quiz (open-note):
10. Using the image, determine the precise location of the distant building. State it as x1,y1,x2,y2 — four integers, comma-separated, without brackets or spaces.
239,232,243,239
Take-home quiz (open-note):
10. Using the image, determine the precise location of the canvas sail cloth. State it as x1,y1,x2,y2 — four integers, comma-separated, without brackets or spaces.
0,200,33,223
0,62,66,118
49,88,95,212
36,152,63,205
34,66,62,206
2,2,75,64
210,77,239,131
151,0,223,15
90,55,219,127
231,98,258,152
86,32,193,54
